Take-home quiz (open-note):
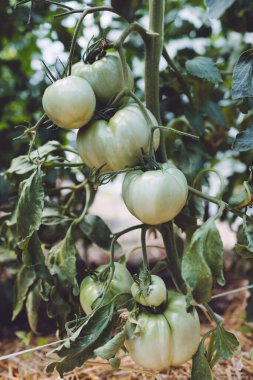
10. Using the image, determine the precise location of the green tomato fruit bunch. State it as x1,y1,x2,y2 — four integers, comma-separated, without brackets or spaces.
42,53,161,171
125,290,200,370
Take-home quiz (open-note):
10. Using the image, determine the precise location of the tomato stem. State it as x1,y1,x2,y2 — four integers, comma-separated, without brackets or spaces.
54,7,127,20
141,226,149,269
114,22,148,46
145,0,167,163
100,224,144,306
128,91,154,126
72,183,91,225
193,168,225,201
27,113,47,161
65,7,121,75
162,47,194,105
189,185,253,224
159,222,187,294
117,44,130,89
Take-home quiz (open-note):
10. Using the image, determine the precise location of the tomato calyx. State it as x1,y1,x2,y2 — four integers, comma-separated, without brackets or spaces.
95,106,118,122
141,152,162,171
138,298,168,315
83,37,112,64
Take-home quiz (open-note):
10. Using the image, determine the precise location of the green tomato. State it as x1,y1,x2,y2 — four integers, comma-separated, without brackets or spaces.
71,53,134,107
80,262,133,315
125,291,200,370
122,163,188,225
42,76,96,130
76,103,159,171
131,275,167,307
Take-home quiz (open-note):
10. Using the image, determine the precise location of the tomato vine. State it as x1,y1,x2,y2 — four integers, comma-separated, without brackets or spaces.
3,0,253,378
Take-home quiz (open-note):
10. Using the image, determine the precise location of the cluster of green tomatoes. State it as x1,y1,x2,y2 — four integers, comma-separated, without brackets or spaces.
42,53,200,370
42,52,189,226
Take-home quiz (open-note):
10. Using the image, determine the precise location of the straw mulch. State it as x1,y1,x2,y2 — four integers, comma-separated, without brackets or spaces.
0,283,253,380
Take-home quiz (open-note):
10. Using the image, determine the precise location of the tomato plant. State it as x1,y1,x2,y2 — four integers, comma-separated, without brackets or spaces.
4,0,252,377
42,76,96,130
125,291,200,370
76,104,159,171
72,53,134,107
122,163,188,224
80,262,133,315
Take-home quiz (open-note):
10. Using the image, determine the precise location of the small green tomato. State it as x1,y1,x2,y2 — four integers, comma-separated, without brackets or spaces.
131,275,167,307
80,262,133,315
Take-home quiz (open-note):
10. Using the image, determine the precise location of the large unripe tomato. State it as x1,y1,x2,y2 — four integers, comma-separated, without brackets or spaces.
42,76,96,130
131,275,167,307
80,262,133,315
122,163,188,225
71,54,134,106
125,291,200,370
76,104,159,171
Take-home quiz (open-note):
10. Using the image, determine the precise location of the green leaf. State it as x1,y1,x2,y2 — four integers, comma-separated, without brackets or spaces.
47,227,78,289
17,168,44,245
185,57,222,84
205,0,236,19
233,120,253,152
12,264,36,320
23,232,47,267
232,49,253,100
182,216,225,304
5,155,36,181
191,340,213,380
5,141,60,181
201,100,226,129
79,215,121,254
94,329,126,360
42,206,72,226
47,302,116,377
26,281,42,333
235,223,253,259
184,105,205,136
214,324,240,360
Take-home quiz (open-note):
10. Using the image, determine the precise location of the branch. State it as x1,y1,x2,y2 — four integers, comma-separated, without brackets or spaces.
162,46,194,105
54,6,124,20
189,186,253,224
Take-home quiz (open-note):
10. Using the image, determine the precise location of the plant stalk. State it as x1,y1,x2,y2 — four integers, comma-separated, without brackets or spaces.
159,222,187,294
145,0,166,163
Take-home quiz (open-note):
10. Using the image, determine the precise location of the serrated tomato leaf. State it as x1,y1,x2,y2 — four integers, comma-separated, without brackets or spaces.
235,223,253,259
79,215,121,254
94,329,126,360
17,168,44,245
233,120,253,152
191,340,213,380
182,216,225,303
26,281,42,333
5,141,60,182
47,226,78,289
232,49,253,100
12,264,36,320
42,206,72,225
185,57,222,84
214,324,240,360
47,302,116,377
201,100,226,129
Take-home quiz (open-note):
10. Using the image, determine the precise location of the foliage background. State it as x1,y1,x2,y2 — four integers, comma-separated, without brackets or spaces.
1,0,253,334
